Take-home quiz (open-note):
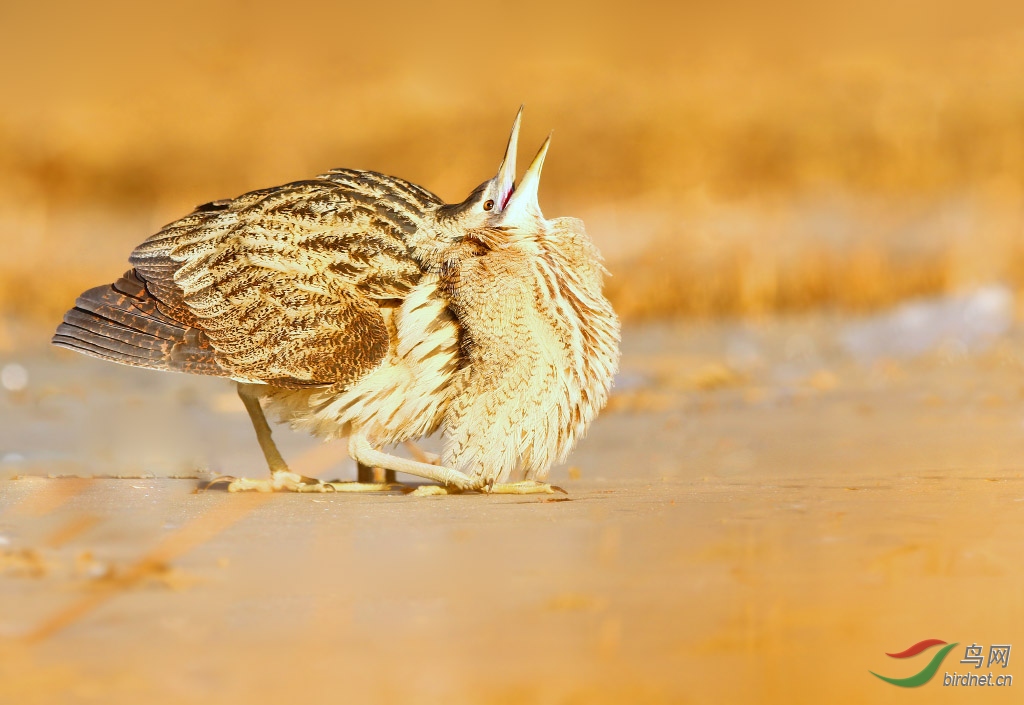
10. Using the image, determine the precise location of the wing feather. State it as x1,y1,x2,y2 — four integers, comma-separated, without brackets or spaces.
129,174,438,387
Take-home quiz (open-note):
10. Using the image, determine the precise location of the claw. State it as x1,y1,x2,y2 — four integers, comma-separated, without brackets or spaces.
198,475,237,492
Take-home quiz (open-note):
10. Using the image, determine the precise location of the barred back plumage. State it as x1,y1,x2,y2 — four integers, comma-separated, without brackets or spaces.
52,110,621,494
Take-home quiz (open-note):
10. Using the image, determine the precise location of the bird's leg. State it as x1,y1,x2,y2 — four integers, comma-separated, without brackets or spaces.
237,383,288,474
213,384,400,493
210,383,331,492
352,434,560,496
348,430,483,492
324,443,427,492
346,442,432,486
358,461,398,484
357,462,375,483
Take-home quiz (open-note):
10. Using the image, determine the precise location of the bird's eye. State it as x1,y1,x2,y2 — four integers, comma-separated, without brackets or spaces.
483,199,495,211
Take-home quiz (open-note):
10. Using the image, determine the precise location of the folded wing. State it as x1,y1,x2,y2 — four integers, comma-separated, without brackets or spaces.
56,171,437,389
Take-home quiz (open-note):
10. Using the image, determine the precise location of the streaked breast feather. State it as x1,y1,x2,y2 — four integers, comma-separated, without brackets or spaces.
264,276,462,445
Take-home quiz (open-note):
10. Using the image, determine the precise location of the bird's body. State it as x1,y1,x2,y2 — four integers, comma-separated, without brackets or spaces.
263,269,461,447
127,169,464,448
53,112,620,492
440,217,619,482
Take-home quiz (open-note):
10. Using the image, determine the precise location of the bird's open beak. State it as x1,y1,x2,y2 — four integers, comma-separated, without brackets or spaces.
494,106,522,211
501,133,551,221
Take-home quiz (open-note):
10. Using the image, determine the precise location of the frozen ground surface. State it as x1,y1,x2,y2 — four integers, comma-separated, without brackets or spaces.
2,306,1024,704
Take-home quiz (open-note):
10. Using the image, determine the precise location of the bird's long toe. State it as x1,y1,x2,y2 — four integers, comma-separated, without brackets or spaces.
322,480,402,492
219,470,333,493
407,484,456,496
405,480,562,496
487,481,563,495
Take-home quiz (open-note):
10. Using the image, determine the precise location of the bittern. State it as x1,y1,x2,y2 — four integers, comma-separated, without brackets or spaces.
52,109,621,494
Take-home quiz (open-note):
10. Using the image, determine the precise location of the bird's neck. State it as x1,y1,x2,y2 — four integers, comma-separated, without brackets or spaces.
441,218,621,483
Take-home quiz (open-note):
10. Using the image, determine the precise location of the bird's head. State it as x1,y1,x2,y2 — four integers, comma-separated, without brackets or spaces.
437,107,521,231
432,109,571,270
452,131,553,255
493,133,551,235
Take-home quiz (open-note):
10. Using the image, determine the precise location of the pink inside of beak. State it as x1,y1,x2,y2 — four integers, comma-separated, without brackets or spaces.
499,184,515,211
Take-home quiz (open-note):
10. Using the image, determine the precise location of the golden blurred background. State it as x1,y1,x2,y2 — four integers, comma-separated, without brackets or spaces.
4,0,1024,323
6,6,1024,703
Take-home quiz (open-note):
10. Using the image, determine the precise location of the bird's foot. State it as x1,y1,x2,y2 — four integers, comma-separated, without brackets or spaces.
487,481,564,495
407,484,460,496
407,480,564,496
204,470,335,493
203,471,406,493
321,480,404,492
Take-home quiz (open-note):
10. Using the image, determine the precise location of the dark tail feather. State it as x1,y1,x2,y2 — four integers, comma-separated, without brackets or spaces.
52,270,226,377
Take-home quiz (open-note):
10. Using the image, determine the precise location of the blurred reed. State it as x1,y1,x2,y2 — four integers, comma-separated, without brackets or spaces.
3,1,1024,323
